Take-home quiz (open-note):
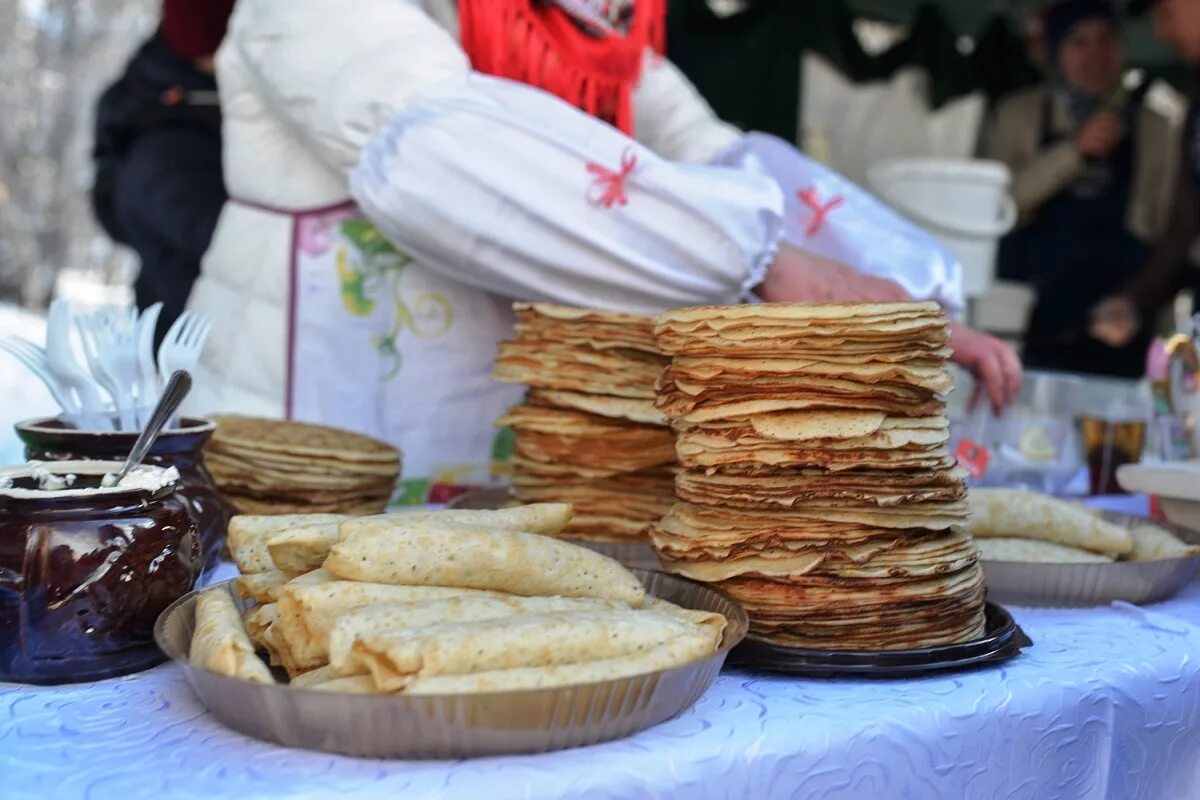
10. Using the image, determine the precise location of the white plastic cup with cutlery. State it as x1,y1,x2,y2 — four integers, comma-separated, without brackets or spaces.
0,300,212,433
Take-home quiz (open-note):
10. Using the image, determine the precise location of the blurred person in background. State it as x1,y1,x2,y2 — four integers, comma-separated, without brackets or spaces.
986,0,1184,377
92,0,235,345
1090,0,1200,347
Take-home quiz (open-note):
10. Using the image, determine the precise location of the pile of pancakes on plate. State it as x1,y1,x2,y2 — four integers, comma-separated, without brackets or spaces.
650,302,985,650
206,415,401,516
492,303,677,541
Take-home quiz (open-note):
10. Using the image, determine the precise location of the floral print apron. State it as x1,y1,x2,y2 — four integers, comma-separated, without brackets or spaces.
285,203,520,505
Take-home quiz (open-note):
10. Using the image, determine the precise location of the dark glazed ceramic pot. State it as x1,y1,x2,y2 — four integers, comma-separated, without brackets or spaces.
15,417,234,579
0,461,201,684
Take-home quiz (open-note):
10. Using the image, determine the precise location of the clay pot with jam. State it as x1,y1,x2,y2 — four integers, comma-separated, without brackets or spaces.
0,461,201,684
16,417,234,579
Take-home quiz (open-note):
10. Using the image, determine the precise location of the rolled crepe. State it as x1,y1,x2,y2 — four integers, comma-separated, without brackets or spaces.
239,569,335,637
974,537,1114,563
305,635,716,695
647,598,728,643
967,489,1133,555
275,581,499,667
288,664,342,688
403,635,718,694
234,570,295,604
328,595,628,673
263,504,578,573
351,609,690,691
336,504,574,542
267,527,337,574
190,589,274,684
243,603,278,647
306,675,376,694
243,602,304,674
1129,525,1200,561
227,513,348,573
326,521,645,606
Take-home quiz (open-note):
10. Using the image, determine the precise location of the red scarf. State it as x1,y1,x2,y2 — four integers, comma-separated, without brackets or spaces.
458,0,664,135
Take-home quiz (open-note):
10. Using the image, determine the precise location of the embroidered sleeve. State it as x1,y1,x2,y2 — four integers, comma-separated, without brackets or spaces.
350,74,784,314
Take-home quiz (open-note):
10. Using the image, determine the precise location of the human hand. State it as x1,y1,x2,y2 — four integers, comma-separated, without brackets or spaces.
759,242,910,303
1076,111,1124,158
1089,295,1140,347
949,320,1022,414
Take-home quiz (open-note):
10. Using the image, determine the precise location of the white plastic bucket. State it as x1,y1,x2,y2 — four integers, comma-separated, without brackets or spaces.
867,158,1017,298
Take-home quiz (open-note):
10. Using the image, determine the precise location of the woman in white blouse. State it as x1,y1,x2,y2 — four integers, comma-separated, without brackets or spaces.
188,0,1019,503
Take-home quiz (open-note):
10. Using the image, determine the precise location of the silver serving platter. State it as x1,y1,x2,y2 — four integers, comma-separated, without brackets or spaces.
981,512,1200,607
154,571,748,759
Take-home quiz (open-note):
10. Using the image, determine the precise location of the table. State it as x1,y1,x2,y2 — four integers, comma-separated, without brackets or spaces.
5,572,1200,800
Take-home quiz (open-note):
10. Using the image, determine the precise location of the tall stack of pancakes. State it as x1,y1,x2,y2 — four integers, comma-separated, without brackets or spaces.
493,303,676,541
650,302,985,650
207,415,402,516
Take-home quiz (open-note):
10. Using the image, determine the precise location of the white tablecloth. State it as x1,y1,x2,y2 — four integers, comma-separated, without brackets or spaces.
5,574,1200,800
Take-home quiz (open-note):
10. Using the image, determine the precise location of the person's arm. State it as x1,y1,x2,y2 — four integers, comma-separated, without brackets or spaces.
1091,166,1199,347
712,132,966,315
226,0,787,311
350,74,786,313
1125,166,1199,315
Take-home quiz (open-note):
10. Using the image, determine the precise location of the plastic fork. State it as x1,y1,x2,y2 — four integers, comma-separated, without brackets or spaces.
0,336,82,415
158,311,213,385
90,307,142,431
45,300,111,430
134,303,163,425
77,312,137,430
157,311,212,427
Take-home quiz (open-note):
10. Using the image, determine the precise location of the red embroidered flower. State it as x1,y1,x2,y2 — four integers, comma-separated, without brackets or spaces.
796,186,845,237
586,147,638,208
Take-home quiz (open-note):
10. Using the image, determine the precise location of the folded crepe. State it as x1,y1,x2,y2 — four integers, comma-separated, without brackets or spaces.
326,520,646,606
261,504,577,573
350,609,697,691
974,537,1114,563
288,664,343,688
190,588,274,684
305,633,717,694
241,602,303,673
233,570,294,604
227,513,348,573
1129,524,1200,561
967,488,1133,555
327,595,635,673
276,581,500,667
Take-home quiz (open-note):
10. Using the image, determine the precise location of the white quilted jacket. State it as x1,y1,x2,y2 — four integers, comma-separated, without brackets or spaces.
186,0,763,418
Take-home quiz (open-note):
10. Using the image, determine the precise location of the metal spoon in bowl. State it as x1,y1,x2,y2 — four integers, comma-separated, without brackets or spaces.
103,370,192,488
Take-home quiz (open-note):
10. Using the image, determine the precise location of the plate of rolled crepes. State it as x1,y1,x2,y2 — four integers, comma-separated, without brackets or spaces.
154,504,747,759
967,488,1200,607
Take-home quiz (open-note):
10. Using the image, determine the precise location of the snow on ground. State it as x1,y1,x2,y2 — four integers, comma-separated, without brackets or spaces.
0,303,54,466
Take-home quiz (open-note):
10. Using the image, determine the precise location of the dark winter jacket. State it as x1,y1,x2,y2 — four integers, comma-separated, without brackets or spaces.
93,34,224,344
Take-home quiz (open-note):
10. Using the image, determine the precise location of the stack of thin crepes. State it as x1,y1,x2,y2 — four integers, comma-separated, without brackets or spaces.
206,415,401,515
191,505,727,693
650,302,985,650
492,303,676,541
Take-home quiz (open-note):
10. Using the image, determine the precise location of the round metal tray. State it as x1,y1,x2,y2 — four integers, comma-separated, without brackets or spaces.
154,571,748,759
981,512,1200,607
